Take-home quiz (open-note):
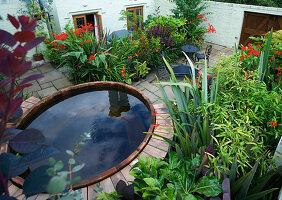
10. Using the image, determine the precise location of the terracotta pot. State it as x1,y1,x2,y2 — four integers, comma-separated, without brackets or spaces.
33,54,43,61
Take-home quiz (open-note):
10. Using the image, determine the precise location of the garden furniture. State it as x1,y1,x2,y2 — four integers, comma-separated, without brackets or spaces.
160,51,199,77
195,45,213,65
181,44,200,62
108,29,132,42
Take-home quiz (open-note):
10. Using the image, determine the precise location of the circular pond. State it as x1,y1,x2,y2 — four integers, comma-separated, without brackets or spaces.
16,82,155,189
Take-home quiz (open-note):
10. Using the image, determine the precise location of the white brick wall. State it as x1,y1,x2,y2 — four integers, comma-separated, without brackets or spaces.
203,1,282,48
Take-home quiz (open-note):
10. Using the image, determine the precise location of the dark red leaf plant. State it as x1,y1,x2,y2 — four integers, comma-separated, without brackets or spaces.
0,14,45,196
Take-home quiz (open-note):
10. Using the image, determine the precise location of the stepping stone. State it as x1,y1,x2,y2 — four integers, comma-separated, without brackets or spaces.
37,87,58,98
52,78,73,90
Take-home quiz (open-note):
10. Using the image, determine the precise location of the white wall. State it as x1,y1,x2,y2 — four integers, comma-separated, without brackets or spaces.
203,1,282,49
54,0,162,33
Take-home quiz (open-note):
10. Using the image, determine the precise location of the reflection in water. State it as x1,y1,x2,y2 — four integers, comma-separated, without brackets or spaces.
108,91,130,117
27,90,151,180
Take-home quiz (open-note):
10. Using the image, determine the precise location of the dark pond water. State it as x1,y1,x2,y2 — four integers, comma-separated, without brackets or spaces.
27,90,151,180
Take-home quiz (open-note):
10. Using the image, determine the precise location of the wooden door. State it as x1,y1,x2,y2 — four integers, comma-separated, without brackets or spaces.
239,12,282,46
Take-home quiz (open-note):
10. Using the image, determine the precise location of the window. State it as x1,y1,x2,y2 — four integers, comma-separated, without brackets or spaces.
72,13,103,36
126,6,143,31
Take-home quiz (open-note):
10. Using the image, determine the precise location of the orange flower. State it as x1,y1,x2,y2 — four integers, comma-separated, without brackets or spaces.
128,56,132,59
121,69,125,73
122,74,126,78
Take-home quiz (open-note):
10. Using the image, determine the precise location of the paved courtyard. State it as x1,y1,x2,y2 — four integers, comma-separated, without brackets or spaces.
21,42,234,103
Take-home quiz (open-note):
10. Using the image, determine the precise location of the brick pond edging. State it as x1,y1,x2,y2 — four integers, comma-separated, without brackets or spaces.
6,97,172,199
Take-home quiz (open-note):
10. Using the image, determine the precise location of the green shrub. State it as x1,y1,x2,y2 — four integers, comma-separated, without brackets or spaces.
131,152,222,199
210,56,281,175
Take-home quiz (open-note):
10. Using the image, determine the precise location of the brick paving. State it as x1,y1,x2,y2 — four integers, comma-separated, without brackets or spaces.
22,42,234,102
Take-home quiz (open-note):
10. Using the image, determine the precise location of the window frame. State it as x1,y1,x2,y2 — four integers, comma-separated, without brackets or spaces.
72,13,103,36
126,6,143,31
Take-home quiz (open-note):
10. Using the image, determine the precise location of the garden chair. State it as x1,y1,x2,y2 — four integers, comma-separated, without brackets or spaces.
195,45,212,65
159,51,199,78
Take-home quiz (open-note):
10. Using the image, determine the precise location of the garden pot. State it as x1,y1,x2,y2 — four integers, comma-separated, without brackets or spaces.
33,53,43,61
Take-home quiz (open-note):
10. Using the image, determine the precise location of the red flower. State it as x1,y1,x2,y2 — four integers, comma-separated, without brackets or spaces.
78,66,81,69
128,56,132,59
154,122,160,128
241,46,246,51
277,72,281,76
108,68,111,70
277,67,281,71
257,45,261,48
152,112,157,116
248,43,252,46
156,49,159,52
248,46,253,51
270,56,273,60
121,69,125,73
240,54,244,58
103,53,105,55
239,58,243,61
135,53,138,57
275,78,279,82
90,51,93,54
269,120,277,127
88,61,90,63
214,74,217,77
114,52,117,55
252,50,260,56
122,74,126,78
207,75,211,78
99,51,101,54
197,73,202,77
80,43,83,45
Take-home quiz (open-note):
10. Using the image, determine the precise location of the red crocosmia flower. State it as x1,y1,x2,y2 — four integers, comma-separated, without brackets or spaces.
156,49,158,52
99,51,101,54
240,54,244,58
274,51,278,54
196,79,198,83
80,43,83,45
108,68,111,70
121,69,125,73
88,61,90,63
248,43,252,46
152,112,157,116
239,58,243,61
103,53,105,55
78,66,81,69
90,51,93,54
135,53,138,57
248,46,253,51
275,78,279,82
154,122,160,128
114,53,117,55
128,56,132,59
122,74,126,78
214,74,217,77
207,75,211,78
98,37,101,40
253,50,260,56
270,57,273,60
277,67,281,71
241,46,246,51
257,45,261,48
277,72,281,76
107,51,109,53
269,120,278,127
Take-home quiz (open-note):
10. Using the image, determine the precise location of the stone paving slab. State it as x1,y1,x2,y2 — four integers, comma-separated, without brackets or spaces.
37,87,58,98
37,70,65,84
52,78,72,90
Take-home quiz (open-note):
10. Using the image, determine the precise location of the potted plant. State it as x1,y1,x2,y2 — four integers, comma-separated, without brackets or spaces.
129,61,150,82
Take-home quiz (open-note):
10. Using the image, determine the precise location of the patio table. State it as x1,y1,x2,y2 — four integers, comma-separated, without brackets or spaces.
181,45,200,62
